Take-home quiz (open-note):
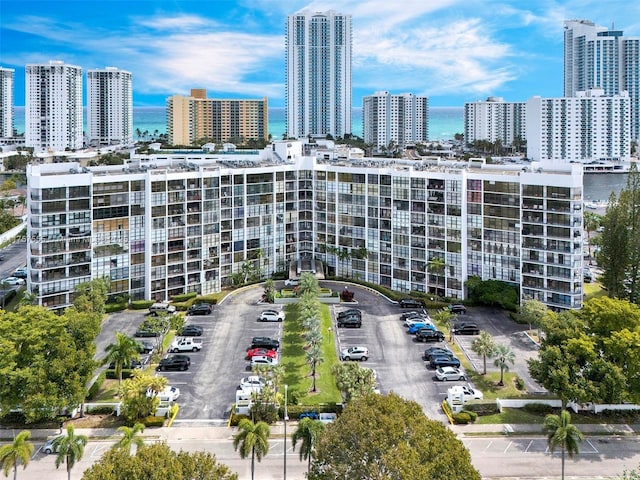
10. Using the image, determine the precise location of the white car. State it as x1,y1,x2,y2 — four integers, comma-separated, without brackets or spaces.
146,385,180,401
259,309,285,322
405,317,433,328
240,375,267,391
340,346,369,361
43,436,62,454
251,355,279,367
284,279,299,286
2,276,25,286
461,384,483,400
435,366,466,381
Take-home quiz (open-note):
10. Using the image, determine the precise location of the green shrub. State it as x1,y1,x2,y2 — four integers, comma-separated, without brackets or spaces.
87,405,116,415
441,400,453,418
193,295,218,305
105,302,127,313
171,301,192,311
105,369,134,380
463,410,478,422
131,300,154,310
140,415,165,427
453,412,472,424
229,413,250,427
463,401,500,415
515,377,525,390
522,403,556,415
86,371,106,401
171,292,197,302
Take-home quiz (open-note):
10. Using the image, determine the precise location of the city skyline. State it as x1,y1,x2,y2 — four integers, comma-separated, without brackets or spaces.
1,0,638,108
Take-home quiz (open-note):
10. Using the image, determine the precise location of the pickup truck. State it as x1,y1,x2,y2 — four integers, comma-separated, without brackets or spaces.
169,337,203,352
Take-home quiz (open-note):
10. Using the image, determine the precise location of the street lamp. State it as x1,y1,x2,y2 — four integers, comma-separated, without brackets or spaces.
284,384,288,480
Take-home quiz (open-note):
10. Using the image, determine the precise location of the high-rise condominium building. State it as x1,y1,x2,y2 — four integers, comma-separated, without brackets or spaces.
25,61,83,152
0,67,14,138
87,67,133,147
564,19,640,140
464,97,526,147
363,91,428,152
167,89,268,146
526,90,631,164
27,142,584,311
286,10,352,139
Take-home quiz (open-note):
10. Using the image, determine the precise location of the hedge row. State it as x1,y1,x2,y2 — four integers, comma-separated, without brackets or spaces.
140,415,165,427
463,400,500,415
86,405,116,415
105,302,127,313
130,300,154,310
171,292,197,303
280,403,343,419
105,369,134,380
86,371,106,401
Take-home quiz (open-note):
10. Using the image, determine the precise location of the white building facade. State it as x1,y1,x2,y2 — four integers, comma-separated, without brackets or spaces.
526,90,631,164
87,67,133,147
464,97,526,147
25,61,83,152
564,19,640,140
286,10,352,139
0,67,14,139
363,91,428,152
27,143,584,311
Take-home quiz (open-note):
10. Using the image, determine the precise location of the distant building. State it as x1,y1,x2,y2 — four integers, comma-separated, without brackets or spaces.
526,89,631,164
286,10,352,139
0,67,14,139
25,61,83,152
87,67,133,147
166,89,268,146
564,19,640,140
464,97,526,147
363,91,428,152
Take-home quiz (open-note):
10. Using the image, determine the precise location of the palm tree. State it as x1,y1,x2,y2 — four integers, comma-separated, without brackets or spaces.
471,331,496,375
543,410,584,480
52,425,88,480
292,417,325,474
232,418,270,480
18,292,38,307
103,332,141,385
113,423,145,454
493,344,515,386
0,430,34,480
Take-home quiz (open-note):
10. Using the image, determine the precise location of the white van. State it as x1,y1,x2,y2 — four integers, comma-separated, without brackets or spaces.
149,301,177,315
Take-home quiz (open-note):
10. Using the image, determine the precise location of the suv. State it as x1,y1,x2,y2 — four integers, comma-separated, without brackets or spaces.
448,304,467,314
452,322,480,335
415,329,445,343
250,336,280,350
340,346,369,361
188,303,213,315
259,310,285,322
337,315,362,328
156,355,190,371
12,267,27,279
429,355,461,369
398,298,424,309
337,309,361,319
422,347,453,361
400,310,428,320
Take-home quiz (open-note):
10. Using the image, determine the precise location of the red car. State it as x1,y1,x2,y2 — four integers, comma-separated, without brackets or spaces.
246,348,277,360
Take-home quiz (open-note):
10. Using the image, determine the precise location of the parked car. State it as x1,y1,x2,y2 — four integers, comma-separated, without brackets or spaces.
259,309,285,322
584,268,593,283
400,310,428,320
246,347,277,360
435,366,466,381
337,309,361,319
148,301,177,315
251,355,279,367
461,384,483,400
240,375,267,391
448,304,467,314
451,322,480,335
422,347,453,361
405,317,433,328
169,337,203,352
340,346,369,361
298,411,319,420
1,276,25,286
43,436,62,454
147,385,181,401
415,329,445,342
134,319,166,337
178,325,204,337
156,355,191,371
284,279,299,286
250,336,280,350
407,322,435,334
430,355,461,369
337,315,362,328
12,268,27,279
398,298,424,309
188,303,213,315
108,359,143,370
136,340,154,354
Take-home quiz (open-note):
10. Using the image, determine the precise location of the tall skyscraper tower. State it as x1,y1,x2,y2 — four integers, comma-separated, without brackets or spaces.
25,60,83,151
286,10,352,139
87,67,133,147
464,97,526,147
0,67,14,138
564,19,640,140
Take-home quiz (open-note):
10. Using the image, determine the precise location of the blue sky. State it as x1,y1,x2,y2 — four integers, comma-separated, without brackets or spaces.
1,0,638,108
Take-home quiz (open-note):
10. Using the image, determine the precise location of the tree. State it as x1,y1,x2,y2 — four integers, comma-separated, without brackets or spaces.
332,362,378,402
305,344,323,392
292,417,325,474
431,308,454,340
232,418,270,480
298,272,320,296
492,344,515,386
518,299,549,332
471,331,496,375
0,430,34,480
113,423,145,454
543,410,583,480
81,442,237,480
119,371,168,423
308,393,480,480
53,425,88,480
103,332,141,386
583,211,603,264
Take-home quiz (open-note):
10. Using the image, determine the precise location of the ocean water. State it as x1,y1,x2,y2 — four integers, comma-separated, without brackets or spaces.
12,106,463,141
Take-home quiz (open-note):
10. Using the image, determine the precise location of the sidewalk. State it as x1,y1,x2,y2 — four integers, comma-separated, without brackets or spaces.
448,422,640,436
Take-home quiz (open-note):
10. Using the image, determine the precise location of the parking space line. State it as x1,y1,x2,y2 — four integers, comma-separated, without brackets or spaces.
524,440,533,453
503,441,513,453
483,440,493,452
585,439,599,454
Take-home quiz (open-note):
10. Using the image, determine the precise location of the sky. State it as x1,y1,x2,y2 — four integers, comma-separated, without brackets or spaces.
1,0,638,108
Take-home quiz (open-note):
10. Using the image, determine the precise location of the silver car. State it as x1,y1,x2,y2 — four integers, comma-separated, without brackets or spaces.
340,346,369,361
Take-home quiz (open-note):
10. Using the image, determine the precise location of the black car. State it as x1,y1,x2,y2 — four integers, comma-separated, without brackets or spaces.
337,309,361,319
250,336,280,350
136,340,154,354
337,315,362,328
422,347,453,361
429,355,461,369
108,359,143,370
398,298,424,309
415,329,445,343
134,327,160,338
179,325,204,337
188,303,213,315
448,304,467,314
452,323,480,335
400,310,428,320
156,355,191,371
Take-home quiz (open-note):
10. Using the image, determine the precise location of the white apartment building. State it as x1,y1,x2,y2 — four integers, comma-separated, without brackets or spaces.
464,97,526,147
25,61,83,152
27,142,584,311
286,10,352,139
87,67,133,147
564,19,640,141
363,91,428,152
526,90,631,164
0,67,14,139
